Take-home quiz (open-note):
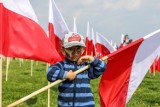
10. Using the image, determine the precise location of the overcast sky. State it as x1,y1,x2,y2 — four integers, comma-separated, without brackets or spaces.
30,0,160,44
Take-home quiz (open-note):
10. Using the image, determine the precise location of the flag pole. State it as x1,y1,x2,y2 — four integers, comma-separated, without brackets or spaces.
5,57,10,81
7,56,108,107
0,55,2,107
31,60,33,76
46,63,50,107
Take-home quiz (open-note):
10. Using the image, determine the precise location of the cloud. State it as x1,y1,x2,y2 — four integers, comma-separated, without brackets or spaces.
148,14,160,24
81,0,94,6
103,0,142,11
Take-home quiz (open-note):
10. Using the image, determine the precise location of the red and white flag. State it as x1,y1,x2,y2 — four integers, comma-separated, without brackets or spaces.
91,28,96,56
150,58,157,73
156,56,160,72
119,34,125,48
99,29,160,107
150,55,160,73
83,27,95,56
0,0,60,64
83,22,90,55
48,0,69,60
95,32,115,58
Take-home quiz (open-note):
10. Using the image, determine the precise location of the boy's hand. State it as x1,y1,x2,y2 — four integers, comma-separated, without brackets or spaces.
101,56,108,64
65,70,76,81
77,55,94,65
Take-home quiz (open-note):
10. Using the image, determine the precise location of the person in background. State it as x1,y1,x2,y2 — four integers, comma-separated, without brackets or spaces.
119,34,132,48
47,32,107,107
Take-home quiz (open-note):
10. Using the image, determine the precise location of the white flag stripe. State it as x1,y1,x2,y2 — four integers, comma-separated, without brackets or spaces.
87,22,92,40
49,0,69,39
86,22,90,39
96,33,115,53
121,34,124,43
91,28,96,45
73,17,77,33
49,0,53,22
127,29,160,103
3,0,38,23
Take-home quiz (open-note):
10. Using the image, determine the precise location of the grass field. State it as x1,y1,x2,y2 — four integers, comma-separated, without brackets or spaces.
2,59,160,107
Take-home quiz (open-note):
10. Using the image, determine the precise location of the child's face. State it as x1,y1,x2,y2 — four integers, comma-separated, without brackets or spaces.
63,46,85,61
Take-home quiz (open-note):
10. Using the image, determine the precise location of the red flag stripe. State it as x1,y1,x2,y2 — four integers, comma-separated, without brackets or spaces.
99,38,143,107
1,1,61,64
99,29,160,107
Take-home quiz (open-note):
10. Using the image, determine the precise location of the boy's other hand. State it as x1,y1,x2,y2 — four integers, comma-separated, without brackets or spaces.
77,55,94,65
65,70,76,81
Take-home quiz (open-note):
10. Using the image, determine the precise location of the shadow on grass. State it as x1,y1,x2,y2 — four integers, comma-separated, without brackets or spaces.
25,97,37,106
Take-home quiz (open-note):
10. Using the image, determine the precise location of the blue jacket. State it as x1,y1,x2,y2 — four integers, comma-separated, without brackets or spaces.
47,57,106,107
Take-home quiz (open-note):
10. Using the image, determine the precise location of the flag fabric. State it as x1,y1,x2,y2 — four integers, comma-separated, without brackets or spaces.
119,34,125,48
91,28,96,56
0,2,3,54
0,0,61,64
72,17,77,33
95,32,115,58
83,22,90,55
83,27,95,56
99,29,160,107
150,58,157,73
156,56,160,72
48,0,69,60
150,55,160,73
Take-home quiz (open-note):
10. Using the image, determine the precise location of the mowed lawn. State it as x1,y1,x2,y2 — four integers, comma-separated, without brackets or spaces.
2,58,160,107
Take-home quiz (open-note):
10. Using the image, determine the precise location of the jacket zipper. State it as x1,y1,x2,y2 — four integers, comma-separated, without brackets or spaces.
73,62,77,107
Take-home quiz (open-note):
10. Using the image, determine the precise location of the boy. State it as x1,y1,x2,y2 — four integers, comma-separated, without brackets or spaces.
47,32,107,107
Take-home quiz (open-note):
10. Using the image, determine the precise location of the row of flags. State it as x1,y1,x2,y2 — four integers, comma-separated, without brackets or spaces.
48,0,116,60
0,0,160,107
150,56,160,73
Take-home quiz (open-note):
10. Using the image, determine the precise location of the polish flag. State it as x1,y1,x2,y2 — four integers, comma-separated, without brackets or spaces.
95,32,115,58
83,22,90,55
91,28,96,56
156,56,160,72
150,55,160,73
150,58,157,73
119,34,125,48
99,29,160,107
48,0,69,60
0,0,60,64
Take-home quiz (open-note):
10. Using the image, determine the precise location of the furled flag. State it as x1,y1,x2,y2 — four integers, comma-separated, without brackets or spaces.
72,17,77,33
48,0,69,60
95,32,115,58
0,2,3,54
150,55,160,73
119,34,125,48
83,22,90,55
150,57,157,73
0,0,61,64
91,28,96,56
99,29,160,107
156,56,160,72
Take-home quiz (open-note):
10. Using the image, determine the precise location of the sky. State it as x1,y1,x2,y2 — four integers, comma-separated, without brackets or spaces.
30,0,160,45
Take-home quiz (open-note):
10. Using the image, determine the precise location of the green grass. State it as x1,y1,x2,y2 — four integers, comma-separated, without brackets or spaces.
2,59,160,107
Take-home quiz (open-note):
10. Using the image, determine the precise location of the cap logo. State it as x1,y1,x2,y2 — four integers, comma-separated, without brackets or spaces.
68,34,81,42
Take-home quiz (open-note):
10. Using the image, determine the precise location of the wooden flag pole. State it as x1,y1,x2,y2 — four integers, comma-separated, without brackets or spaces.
7,56,108,107
5,57,10,81
0,55,3,107
46,63,50,107
19,59,22,67
31,60,33,76
36,61,38,66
